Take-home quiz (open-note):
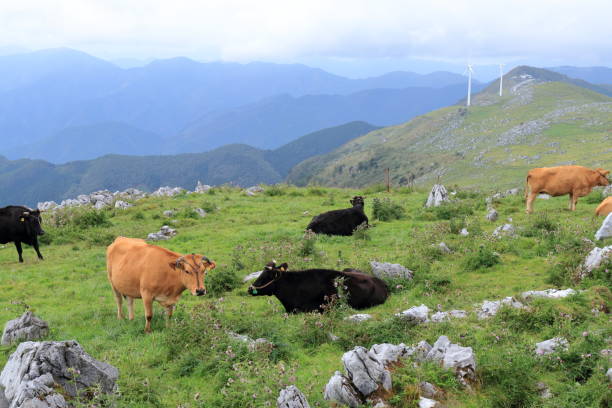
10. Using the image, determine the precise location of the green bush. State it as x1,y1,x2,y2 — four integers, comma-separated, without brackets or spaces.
307,187,326,196
463,246,500,271
522,212,559,237
299,230,317,256
372,198,405,221
73,210,111,229
449,217,466,234
207,269,241,297
430,202,474,220
264,185,285,196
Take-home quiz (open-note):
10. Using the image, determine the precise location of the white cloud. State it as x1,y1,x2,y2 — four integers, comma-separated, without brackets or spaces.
0,0,610,66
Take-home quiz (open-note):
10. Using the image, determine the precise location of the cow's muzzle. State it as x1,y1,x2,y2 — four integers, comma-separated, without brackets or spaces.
196,288,206,296
38,230,45,236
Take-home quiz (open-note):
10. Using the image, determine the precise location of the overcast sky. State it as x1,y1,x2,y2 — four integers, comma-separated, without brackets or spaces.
1,0,610,78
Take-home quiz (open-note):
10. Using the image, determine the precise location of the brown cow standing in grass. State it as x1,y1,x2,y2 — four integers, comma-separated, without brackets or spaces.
106,237,216,332
595,196,612,216
525,165,610,213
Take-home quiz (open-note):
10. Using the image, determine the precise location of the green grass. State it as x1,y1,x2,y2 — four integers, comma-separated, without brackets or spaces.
0,186,610,407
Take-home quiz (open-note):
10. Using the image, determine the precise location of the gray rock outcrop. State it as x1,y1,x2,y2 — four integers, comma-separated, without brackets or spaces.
430,310,467,323
194,181,212,193
147,225,177,241
245,186,264,196
486,208,498,222
595,213,612,240
1,312,49,346
227,331,273,352
535,337,569,355
152,186,185,197
0,341,118,408
345,314,372,323
437,242,451,253
370,261,414,280
194,208,207,218
477,297,524,319
425,184,449,207
342,347,392,396
277,385,310,408
323,372,362,408
114,200,132,209
395,304,430,324
369,343,411,366
582,245,612,277
426,336,477,388
492,223,516,237
521,288,577,299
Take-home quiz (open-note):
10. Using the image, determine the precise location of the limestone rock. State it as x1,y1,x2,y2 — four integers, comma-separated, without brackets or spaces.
459,228,469,236
396,304,430,324
607,368,612,382
163,210,175,217
114,200,132,209
535,337,569,355
437,242,451,253
492,224,516,237
419,397,442,408
419,382,443,399
425,184,449,207
413,341,433,362
152,186,185,197
430,310,467,323
342,347,391,396
486,208,498,222
425,336,477,388
0,341,118,408
582,245,612,277
369,343,410,366
227,331,273,352
1,312,49,346
521,288,577,299
245,186,264,196
370,261,414,280
194,208,207,218
477,297,524,319
147,225,177,241
277,385,310,408
194,181,212,193
37,201,57,211
323,371,362,408
595,213,612,240
242,270,263,282
345,314,372,323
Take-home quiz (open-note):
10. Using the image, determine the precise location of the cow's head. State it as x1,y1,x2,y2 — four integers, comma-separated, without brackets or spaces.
350,196,365,208
595,168,610,186
248,261,288,296
21,209,45,236
171,254,216,296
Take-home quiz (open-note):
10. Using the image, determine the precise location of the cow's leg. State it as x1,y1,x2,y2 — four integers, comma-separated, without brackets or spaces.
127,297,135,320
571,193,578,211
165,305,175,327
142,293,154,333
525,192,537,214
112,288,124,319
568,193,574,210
32,238,43,260
14,241,23,263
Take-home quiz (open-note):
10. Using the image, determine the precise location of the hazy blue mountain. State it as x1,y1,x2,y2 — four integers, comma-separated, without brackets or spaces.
6,122,164,163
549,66,612,84
175,83,480,152
0,121,376,206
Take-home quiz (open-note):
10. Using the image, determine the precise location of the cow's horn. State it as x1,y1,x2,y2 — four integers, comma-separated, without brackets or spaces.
176,256,185,267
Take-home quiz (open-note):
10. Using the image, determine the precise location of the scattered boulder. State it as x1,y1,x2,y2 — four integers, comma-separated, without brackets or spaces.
437,242,451,253
492,223,516,237
152,186,185,197
345,314,372,323
323,371,362,408
37,201,58,211
277,385,310,408
396,304,430,324
486,208,498,222
521,288,577,299
370,261,414,280
342,347,391,396
426,336,477,388
163,210,176,217
536,382,552,399
430,310,467,323
413,341,433,362
477,297,524,319
147,225,177,241
194,181,212,194
0,340,118,408
194,208,207,218
227,331,273,352
1,312,49,346
419,397,442,408
245,186,264,196
459,228,469,236
506,188,520,196
242,270,263,282
595,213,612,241
419,382,444,400
114,200,132,209
607,368,612,383
535,337,569,355
425,184,449,207
369,343,411,366
603,185,612,196
582,245,612,277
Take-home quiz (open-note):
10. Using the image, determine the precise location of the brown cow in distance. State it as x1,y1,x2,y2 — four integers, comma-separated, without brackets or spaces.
106,237,216,332
525,166,610,213
595,196,612,216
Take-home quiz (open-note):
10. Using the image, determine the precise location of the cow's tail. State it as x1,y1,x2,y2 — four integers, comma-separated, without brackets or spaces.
524,174,531,199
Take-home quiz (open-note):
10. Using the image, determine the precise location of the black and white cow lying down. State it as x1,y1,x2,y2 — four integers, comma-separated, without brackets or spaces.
247,261,388,313
306,196,368,236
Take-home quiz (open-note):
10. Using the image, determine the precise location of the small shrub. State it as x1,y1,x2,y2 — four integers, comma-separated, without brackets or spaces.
201,200,217,213
307,187,326,196
449,217,466,234
73,210,111,229
372,198,405,221
463,246,500,271
522,212,559,237
177,208,199,219
431,202,474,220
299,230,317,256
264,185,285,196
362,183,387,194
206,269,241,297
130,211,145,220
321,194,335,206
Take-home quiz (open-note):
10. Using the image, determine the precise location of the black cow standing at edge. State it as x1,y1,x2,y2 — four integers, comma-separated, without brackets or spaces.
0,206,45,262
306,196,368,236
248,261,388,313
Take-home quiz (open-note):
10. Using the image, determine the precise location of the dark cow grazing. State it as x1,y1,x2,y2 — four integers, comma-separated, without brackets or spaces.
306,196,368,236
0,206,45,263
247,261,388,313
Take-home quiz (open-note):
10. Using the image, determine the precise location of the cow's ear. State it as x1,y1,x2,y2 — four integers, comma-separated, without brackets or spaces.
171,257,185,270
600,169,610,176
279,263,288,272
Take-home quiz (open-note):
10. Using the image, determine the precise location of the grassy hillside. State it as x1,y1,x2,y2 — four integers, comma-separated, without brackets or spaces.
288,67,612,189
0,185,609,407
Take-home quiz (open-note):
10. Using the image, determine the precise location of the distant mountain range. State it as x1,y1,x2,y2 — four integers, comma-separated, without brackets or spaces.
549,66,612,85
0,121,378,206
288,66,612,188
0,48,479,163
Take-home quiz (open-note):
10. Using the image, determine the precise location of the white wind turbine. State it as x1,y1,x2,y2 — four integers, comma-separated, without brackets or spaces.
499,63,505,96
466,64,474,107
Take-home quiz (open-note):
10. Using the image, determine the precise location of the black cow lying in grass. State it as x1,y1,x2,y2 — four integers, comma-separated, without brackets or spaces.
306,196,368,236
247,261,388,313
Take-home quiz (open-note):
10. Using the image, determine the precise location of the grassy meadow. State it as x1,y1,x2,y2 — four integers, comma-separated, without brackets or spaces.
0,184,610,407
